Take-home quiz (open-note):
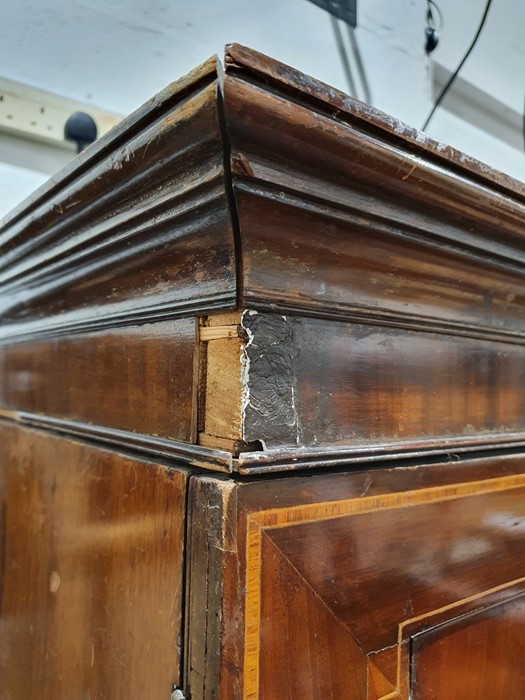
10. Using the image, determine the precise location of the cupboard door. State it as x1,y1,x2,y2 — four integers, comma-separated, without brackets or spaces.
0,422,188,699
187,457,525,699
412,595,525,699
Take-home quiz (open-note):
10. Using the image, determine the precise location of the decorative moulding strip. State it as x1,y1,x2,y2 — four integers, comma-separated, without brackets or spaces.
0,169,225,295
3,45,525,343
5,411,233,472
232,183,525,344
236,434,525,474
3,408,525,475
244,298,525,346
3,307,525,472
0,55,220,231
224,43,525,199
0,64,238,341
1,46,525,470
0,292,236,345
233,179,525,279
224,76,525,254
221,64,525,339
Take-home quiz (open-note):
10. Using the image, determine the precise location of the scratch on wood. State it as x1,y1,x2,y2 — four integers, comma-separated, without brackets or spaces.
402,162,418,181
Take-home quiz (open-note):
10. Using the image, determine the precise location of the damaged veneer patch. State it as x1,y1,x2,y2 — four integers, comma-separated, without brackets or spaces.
198,309,302,456
240,310,302,449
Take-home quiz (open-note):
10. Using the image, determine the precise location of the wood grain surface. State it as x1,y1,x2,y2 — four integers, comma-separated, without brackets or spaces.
412,595,525,699
187,454,525,699
0,421,188,699
223,43,525,197
1,45,525,468
1,44,524,700
0,58,236,342
0,319,197,441
239,311,525,453
222,53,525,342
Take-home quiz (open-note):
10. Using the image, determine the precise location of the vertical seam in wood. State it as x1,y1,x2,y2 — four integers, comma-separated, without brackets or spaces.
180,473,193,696
216,74,244,310
196,317,209,440
191,318,201,444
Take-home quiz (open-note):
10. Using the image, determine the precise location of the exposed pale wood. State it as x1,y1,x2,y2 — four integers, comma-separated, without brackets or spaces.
199,312,244,445
198,432,241,452
0,407,19,420
203,337,243,441
200,325,241,341
206,311,243,327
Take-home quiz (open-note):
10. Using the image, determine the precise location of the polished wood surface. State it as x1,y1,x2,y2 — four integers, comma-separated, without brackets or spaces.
231,186,525,336
224,44,525,336
187,455,525,698
413,595,525,699
0,59,235,342
4,304,525,473
0,422,188,699
0,319,197,441
238,311,525,458
1,44,524,700
0,45,525,469
224,44,524,196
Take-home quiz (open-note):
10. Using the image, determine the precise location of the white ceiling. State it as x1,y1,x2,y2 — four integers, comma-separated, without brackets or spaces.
1,0,522,119
0,0,523,219
0,0,350,116
435,0,525,113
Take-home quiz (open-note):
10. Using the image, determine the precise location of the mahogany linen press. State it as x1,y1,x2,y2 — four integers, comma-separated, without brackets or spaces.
1,45,525,699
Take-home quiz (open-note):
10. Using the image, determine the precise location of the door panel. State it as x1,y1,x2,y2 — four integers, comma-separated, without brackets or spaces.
187,457,525,699
412,595,525,699
0,421,188,699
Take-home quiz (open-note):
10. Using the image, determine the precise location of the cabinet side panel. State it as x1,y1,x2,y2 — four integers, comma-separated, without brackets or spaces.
239,312,525,461
0,319,197,442
231,456,525,698
0,422,188,699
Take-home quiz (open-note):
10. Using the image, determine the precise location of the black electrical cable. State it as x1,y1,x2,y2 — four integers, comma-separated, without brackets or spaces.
425,0,442,53
427,0,442,29
421,0,493,132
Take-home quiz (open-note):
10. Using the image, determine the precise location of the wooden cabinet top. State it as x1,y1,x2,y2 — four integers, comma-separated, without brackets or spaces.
1,45,524,473
1,43,525,341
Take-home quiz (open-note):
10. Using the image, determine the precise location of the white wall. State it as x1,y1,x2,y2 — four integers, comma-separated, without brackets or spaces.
0,0,523,218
